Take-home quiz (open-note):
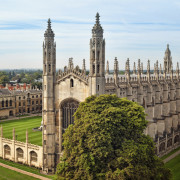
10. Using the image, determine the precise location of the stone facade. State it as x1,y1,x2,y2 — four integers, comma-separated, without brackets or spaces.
42,13,180,173
0,89,42,119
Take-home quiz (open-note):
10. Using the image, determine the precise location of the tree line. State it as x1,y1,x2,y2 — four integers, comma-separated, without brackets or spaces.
0,70,42,89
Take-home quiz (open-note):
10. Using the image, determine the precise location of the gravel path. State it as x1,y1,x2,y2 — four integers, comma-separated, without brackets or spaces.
0,162,50,180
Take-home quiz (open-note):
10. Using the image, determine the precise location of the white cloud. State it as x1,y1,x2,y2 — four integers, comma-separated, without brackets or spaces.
0,0,180,69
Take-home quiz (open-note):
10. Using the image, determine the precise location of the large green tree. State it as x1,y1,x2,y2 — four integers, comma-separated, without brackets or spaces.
56,95,171,180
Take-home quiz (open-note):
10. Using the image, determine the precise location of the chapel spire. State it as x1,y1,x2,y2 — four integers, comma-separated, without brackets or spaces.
92,12,103,37
44,18,54,37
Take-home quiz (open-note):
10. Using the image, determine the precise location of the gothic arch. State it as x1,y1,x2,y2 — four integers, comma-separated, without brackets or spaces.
60,98,80,132
4,145,11,158
30,151,37,163
16,147,24,159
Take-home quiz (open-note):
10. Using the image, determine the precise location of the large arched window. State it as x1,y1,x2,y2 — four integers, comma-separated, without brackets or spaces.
30,151,37,162
61,99,79,132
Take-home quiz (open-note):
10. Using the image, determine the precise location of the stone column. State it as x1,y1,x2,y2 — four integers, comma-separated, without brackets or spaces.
25,130,28,165
165,133,167,151
12,128,15,161
0,126,2,158
172,129,175,148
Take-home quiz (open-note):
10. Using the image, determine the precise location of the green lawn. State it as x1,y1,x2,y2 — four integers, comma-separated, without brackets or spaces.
0,116,42,146
165,154,180,180
0,165,39,180
0,158,54,179
161,146,180,160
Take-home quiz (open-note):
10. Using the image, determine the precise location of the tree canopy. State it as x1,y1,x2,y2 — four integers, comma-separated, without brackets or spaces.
0,71,9,86
0,70,42,89
56,94,171,180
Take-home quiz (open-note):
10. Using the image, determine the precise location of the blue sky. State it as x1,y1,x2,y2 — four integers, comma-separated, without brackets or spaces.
1,0,180,70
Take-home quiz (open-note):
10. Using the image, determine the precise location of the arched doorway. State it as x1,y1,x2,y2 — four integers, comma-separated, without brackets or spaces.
61,98,79,132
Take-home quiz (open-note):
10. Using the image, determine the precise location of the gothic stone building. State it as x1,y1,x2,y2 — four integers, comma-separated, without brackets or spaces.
42,13,180,173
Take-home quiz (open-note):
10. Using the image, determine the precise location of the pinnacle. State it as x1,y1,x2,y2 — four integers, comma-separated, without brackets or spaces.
44,18,54,37
47,18,51,29
96,12,100,25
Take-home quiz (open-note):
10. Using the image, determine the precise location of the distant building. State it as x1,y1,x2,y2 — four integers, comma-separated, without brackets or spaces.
0,83,32,91
0,89,42,119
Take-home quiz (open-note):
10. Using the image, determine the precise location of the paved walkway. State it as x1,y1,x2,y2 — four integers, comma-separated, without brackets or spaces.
0,113,41,122
163,149,180,163
0,162,51,180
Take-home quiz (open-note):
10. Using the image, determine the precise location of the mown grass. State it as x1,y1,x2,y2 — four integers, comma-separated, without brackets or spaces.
0,165,39,180
0,116,42,146
165,154,180,180
161,146,180,160
0,158,54,179
0,116,55,179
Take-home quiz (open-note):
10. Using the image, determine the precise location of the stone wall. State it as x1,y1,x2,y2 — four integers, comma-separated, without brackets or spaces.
0,128,42,168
